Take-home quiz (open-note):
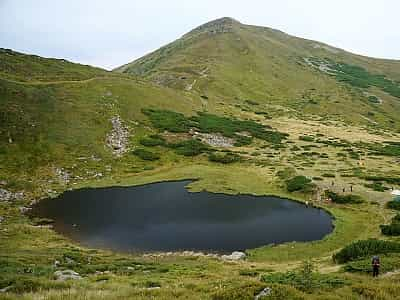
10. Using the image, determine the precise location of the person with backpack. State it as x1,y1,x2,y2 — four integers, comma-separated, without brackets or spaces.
372,256,380,277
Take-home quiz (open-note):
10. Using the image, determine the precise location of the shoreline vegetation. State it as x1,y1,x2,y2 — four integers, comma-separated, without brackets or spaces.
2,15,400,298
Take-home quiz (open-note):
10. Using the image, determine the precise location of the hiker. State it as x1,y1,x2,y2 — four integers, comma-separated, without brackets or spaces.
372,256,380,277
350,185,353,192
343,187,345,193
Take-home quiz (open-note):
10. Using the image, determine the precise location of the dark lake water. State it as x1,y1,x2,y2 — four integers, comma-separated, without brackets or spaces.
31,180,333,253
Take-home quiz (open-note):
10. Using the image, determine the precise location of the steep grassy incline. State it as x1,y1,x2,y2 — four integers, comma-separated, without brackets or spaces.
115,18,400,131
0,54,204,189
0,48,110,82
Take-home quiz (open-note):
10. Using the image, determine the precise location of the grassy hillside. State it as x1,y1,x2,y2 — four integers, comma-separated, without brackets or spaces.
0,48,114,82
116,17,400,131
1,19,400,299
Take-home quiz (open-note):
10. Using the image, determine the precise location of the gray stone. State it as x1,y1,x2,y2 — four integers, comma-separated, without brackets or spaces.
254,287,272,299
0,285,13,293
106,116,129,156
54,270,82,281
19,206,31,214
0,216,4,223
221,251,246,261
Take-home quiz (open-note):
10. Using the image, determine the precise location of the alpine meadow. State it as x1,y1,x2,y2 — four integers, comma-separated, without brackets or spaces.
1,17,400,299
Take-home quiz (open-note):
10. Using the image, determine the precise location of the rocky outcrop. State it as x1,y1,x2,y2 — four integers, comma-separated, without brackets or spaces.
106,116,129,156
54,270,82,281
254,287,272,299
54,167,71,184
193,132,234,147
221,251,246,261
0,188,24,202
186,17,238,36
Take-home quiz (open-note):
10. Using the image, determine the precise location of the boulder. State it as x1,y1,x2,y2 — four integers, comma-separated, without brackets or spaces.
221,251,246,261
54,270,82,281
254,287,272,299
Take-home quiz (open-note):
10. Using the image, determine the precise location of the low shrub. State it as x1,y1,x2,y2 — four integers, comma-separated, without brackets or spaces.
261,261,347,293
208,152,241,164
332,239,400,263
139,134,166,147
381,214,400,236
364,182,388,192
142,108,193,133
299,136,314,142
325,191,363,204
132,148,160,161
168,139,208,156
322,173,335,178
381,223,400,236
364,176,400,185
344,254,400,274
387,200,400,211
286,176,314,192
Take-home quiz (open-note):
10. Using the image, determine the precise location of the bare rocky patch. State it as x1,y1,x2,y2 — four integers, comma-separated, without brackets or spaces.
106,116,129,156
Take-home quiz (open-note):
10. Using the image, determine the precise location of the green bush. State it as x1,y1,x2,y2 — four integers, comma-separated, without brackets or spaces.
139,134,165,147
261,261,347,293
132,148,160,161
344,254,400,274
332,239,400,263
286,176,313,192
234,135,253,147
368,95,380,103
387,200,400,211
381,223,400,236
364,176,400,185
322,173,335,178
299,136,314,142
168,139,208,156
364,182,388,192
142,108,193,132
208,152,241,164
325,191,363,204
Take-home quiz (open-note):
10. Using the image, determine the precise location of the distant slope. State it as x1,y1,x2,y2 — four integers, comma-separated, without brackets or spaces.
0,48,110,82
115,17,400,131
0,50,203,187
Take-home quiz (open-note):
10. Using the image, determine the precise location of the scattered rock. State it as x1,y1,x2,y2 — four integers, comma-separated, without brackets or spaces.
0,216,4,224
221,251,246,261
0,285,13,293
106,116,129,156
54,167,71,184
54,260,61,267
193,132,234,147
54,270,82,281
19,206,31,214
65,257,75,264
254,287,272,299
0,188,23,202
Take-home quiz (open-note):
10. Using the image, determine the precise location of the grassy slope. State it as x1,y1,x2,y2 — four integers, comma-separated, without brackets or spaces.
116,18,400,131
1,23,400,299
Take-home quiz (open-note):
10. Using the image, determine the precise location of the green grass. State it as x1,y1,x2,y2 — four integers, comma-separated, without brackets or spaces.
325,191,363,204
208,152,241,164
132,148,160,161
332,240,400,263
286,176,313,192
2,19,400,300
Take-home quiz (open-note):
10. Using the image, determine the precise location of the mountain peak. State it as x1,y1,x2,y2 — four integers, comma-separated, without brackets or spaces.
185,17,241,37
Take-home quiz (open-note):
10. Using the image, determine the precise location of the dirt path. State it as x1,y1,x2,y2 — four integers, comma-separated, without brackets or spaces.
1,76,114,86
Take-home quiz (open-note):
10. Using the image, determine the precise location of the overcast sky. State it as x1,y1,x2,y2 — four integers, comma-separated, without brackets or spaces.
1,0,399,70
